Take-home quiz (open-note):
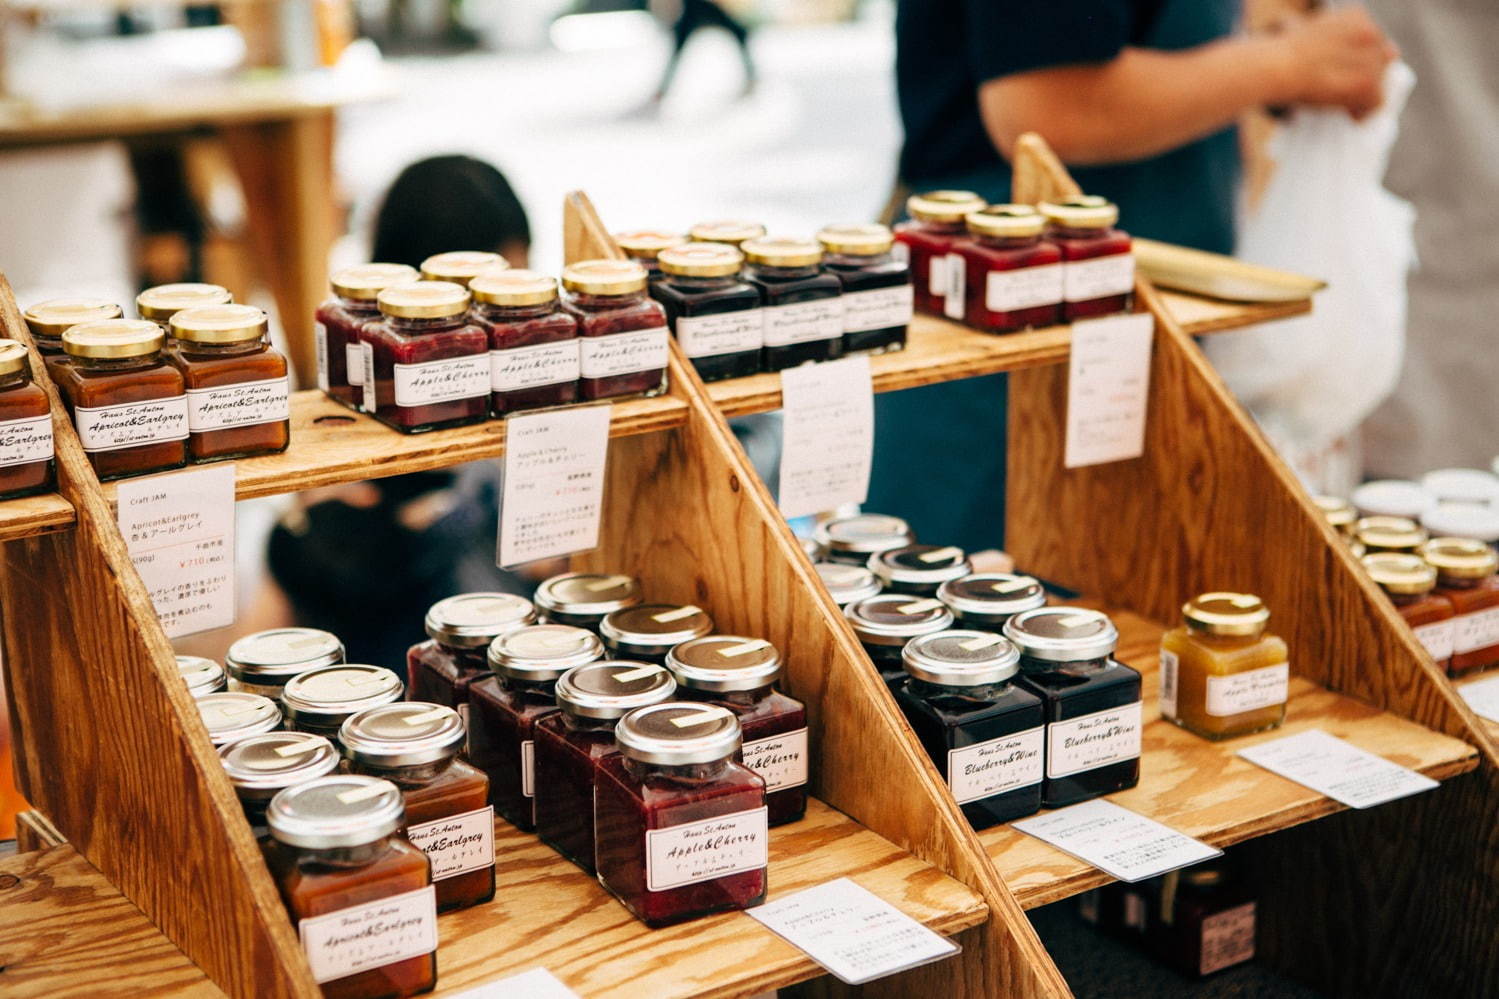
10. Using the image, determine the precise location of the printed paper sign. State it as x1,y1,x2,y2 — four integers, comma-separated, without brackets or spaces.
1236,729,1439,809
1064,312,1153,468
778,356,874,519
1010,799,1221,883
448,968,580,998
498,405,611,566
1458,674,1499,724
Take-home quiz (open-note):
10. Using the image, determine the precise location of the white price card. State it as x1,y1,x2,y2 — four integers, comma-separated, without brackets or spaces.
1236,729,1439,809
1010,799,1221,883
116,463,236,638
745,877,959,985
1063,312,1154,468
498,405,611,567
1458,674,1499,724
448,968,580,998
778,356,874,519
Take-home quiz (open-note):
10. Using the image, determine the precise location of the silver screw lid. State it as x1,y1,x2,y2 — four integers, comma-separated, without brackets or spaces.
488,624,605,681
197,692,281,745
869,544,973,588
815,513,915,559
615,702,742,766
219,731,340,800
814,562,882,606
600,604,715,657
1003,606,1118,663
279,665,405,727
554,661,677,720
266,775,404,849
424,592,536,647
844,594,954,647
666,635,782,692
177,655,226,697
339,702,466,768
225,628,344,684
534,572,642,620
903,630,1021,685
937,573,1047,618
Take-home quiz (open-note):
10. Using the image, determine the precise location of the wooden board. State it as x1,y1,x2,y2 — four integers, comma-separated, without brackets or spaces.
0,491,74,542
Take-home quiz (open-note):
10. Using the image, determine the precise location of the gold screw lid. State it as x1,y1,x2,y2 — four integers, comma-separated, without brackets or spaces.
1356,515,1428,552
658,242,744,278
62,318,165,358
561,259,648,296
1182,592,1271,637
470,269,559,307
816,223,895,256
377,281,470,319
419,251,507,286
1362,552,1438,595
136,283,232,321
1314,495,1357,534
1419,536,1499,580
330,263,420,301
1040,195,1120,229
742,236,823,268
169,303,269,344
0,340,30,377
24,298,122,337
615,230,689,260
687,220,767,246
906,190,986,224
966,205,1046,239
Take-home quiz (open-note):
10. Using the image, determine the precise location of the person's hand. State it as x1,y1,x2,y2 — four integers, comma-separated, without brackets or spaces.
1280,6,1398,120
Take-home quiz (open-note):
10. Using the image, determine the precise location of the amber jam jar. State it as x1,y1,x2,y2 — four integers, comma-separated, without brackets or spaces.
895,630,1044,829
362,282,490,433
688,220,767,250
1040,197,1134,321
616,230,690,278
178,654,227,698
817,224,912,356
534,571,643,631
280,665,405,744
263,776,437,998
1159,593,1289,742
561,260,670,401
869,544,973,597
955,206,1064,333
1356,515,1428,555
938,572,1047,631
845,593,955,687
166,304,291,462
594,702,768,927
815,512,916,566
470,269,579,416
534,660,677,872
1363,552,1454,671
894,191,987,320
408,592,536,717
342,703,494,912
418,250,508,287
814,561,882,607
666,635,808,826
197,691,282,747
601,603,715,665
0,340,55,499
468,624,604,831
1423,537,1499,676
1314,495,1358,537
23,297,121,378
136,283,233,330
741,237,843,372
220,731,340,834
226,627,345,698
653,243,763,382
1005,607,1141,807
316,263,419,410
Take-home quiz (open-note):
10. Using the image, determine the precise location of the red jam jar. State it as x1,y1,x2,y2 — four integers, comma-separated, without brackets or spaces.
1363,552,1455,670
419,250,507,287
470,269,580,415
178,654,227,698
220,730,340,835
742,237,844,372
315,263,419,411
616,230,690,279
54,319,188,481
817,224,912,356
263,776,437,999
652,243,763,382
136,283,233,330
534,660,678,872
408,592,536,717
226,626,346,699
166,304,291,463
845,593,954,687
197,691,283,747
1424,537,1499,675
362,281,490,433
894,191,987,320
954,206,1064,333
23,297,121,380
342,702,495,912
0,340,55,499
815,512,916,566
937,572,1048,631
561,260,670,401
687,220,767,251
1040,196,1135,321
813,561,882,608
666,636,808,826
869,543,973,597
279,664,405,745
467,624,604,830
534,571,643,631
601,603,715,665
594,702,768,927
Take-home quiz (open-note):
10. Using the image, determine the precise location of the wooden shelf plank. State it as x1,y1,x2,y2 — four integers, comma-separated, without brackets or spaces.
0,492,75,543
1158,289,1311,335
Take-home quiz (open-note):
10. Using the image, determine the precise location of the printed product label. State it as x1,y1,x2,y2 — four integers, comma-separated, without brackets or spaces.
645,806,769,892
1413,619,1456,661
1063,253,1135,302
74,396,189,453
928,255,948,300
186,376,291,431
946,726,1044,804
986,263,1064,313
521,739,535,798
346,342,365,386
763,300,844,347
406,805,495,881
392,355,490,407
579,327,669,378
842,285,913,333
1454,607,1499,655
0,414,53,467
1206,662,1289,717
491,340,580,391
1046,701,1142,779
943,253,967,320
675,309,763,358
891,242,910,265
742,728,809,793
1199,902,1256,975
361,344,376,413
314,321,329,392
298,885,437,985
1159,648,1179,720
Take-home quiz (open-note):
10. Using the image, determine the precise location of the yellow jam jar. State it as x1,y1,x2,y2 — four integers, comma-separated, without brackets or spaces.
1159,592,1289,741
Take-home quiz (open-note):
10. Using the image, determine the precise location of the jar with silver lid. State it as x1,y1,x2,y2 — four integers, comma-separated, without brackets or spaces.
869,544,973,596
600,603,715,663
219,730,340,831
280,664,405,743
197,691,281,746
814,561,882,607
937,572,1047,630
177,654,227,698
844,593,955,685
407,591,535,711
534,571,642,630
814,512,915,565
225,627,344,697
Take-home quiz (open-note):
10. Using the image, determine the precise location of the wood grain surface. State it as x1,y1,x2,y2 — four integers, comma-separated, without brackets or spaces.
13,810,65,853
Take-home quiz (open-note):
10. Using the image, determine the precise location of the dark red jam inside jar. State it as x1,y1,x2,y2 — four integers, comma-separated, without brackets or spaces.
166,304,291,463
362,281,490,433
955,206,1064,333
814,512,916,566
869,543,974,597
937,572,1048,632
534,660,677,872
407,592,536,715
844,593,954,688
652,243,763,382
467,624,604,830
594,702,768,927
534,571,643,631
0,340,55,499
743,237,844,372
1040,196,1135,321
23,297,121,382
315,263,419,411
220,731,341,836
894,191,987,320
615,230,690,280
600,603,715,666
817,224,912,356
666,635,808,826
1004,607,1141,808
562,260,670,400
469,269,580,416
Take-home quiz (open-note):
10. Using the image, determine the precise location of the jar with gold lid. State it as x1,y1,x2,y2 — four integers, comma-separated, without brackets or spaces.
167,304,290,462
561,260,671,400
419,250,507,287
953,206,1064,333
743,237,844,372
1313,495,1357,536
687,220,767,249
1040,196,1134,320
135,283,233,330
1363,552,1454,670
615,230,690,277
894,190,987,319
0,339,54,499
315,263,419,410
817,223,911,356
361,281,490,433
1423,537,1499,675
23,298,121,377
653,243,763,382
470,269,580,415
1356,515,1428,554
1159,593,1289,741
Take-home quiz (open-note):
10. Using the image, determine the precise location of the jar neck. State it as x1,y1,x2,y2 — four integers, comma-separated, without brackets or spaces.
0,368,31,389
439,641,494,669
384,313,469,334
567,289,646,309
748,262,816,280
171,336,267,357
687,685,770,707
70,352,161,372
1185,626,1266,645
351,755,456,788
31,333,63,354
292,836,392,868
1048,222,1115,240
1388,590,1433,605
661,273,739,289
913,219,965,234
501,675,560,699
976,232,1041,249
475,300,558,320
825,250,892,267
624,756,730,783
910,677,1014,701
336,294,380,314
561,712,618,734
1437,576,1482,590
1020,654,1112,674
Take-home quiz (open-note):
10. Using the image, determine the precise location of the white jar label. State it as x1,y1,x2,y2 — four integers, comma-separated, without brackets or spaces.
947,726,1044,804
392,355,490,407
645,805,768,892
763,299,843,347
361,344,376,413
843,285,913,333
186,376,291,431
346,342,365,386
1205,662,1289,717
521,738,535,798
986,263,1064,312
943,253,967,320
675,309,763,358
892,242,910,265
491,340,580,391
1046,701,1142,779
74,396,189,453
1454,607,1499,655
579,327,669,378
406,805,495,881
298,885,437,985
0,414,53,468
742,728,808,792
928,255,948,299
1199,902,1256,975
1063,253,1135,302
1413,618,1455,661
314,321,330,392
1159,648,1179,720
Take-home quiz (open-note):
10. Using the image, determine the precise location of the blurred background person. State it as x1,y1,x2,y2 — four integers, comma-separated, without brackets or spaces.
650,0,757,106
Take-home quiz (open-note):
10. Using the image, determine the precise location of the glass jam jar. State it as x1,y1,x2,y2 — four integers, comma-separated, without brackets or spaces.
362,282,491,433
894,630,1044,828
814,561,882,607
894,191,987,320
534,660,678,872
615,230,690,279
594,702,768,927
667,636,808,826
342,702,494,912
23,297,121,378
1159,593,1289,741
742,237,844,372
954,206,1064,333
219,730,340,834
601,603,715,664
1424,537,1499,676
688,220,767,250
280,664,405,744
468,624,604,830
54,319,188,481
534,571,642,631
226,626,345,698
1356,515,1428,555
470,269,580,416
1148,864,1259,978
869,544,973,596
1363,553,1454,671
561,260,671,401
408,592,536,715
817,224,912,356
263,776,437,998
136,283,233,330
419,250,508,287
844,593,954,687
1352,479,1435,520
1040,197,1135,321
938,572,1047,631
1313,495,1357,537
197,691,282,747
1004,607,1141,807
315,263,419,410
814,512,915,566
0,339,55,499
178,654,227,697
652,243,763,382
166,304,291,462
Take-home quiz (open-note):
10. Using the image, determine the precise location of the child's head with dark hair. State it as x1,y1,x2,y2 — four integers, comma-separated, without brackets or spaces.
371,155,531,269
